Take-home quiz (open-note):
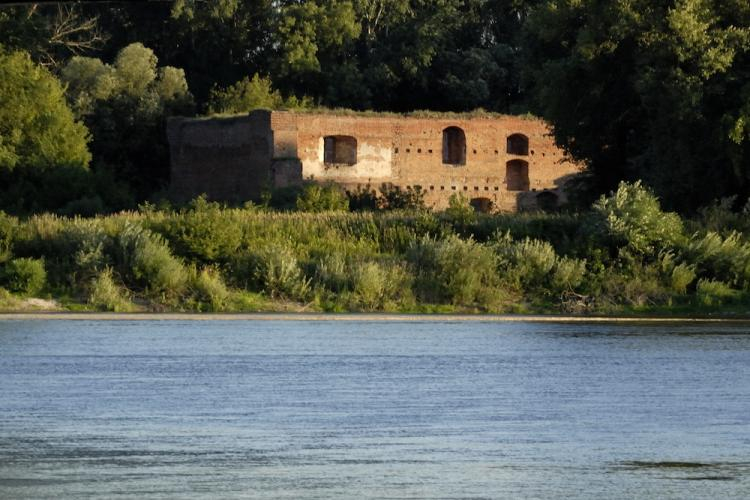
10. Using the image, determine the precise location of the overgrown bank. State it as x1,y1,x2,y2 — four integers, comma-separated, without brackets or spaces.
1,182,750,315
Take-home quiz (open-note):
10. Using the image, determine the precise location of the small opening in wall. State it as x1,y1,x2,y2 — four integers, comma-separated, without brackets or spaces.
494,186,499,191
542,152,546,157
440,186,445,190
394,147,399,154
452,186,456,190
429,185,434,190
494,150,499,154
506,160,530,191
463,186,468,191
418,148,422,153
530,150,535,155
442,127,466,165
323,135,357,165
428,149,433,154
474,186,479,191
406,148,411,153
473,149,477,154
484,186,489,191
507,133,529,156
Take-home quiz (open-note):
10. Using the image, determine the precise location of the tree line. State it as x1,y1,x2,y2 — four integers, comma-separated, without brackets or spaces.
1,0,749,213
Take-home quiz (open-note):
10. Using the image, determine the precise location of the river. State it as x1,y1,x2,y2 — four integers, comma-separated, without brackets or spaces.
1,319,749,498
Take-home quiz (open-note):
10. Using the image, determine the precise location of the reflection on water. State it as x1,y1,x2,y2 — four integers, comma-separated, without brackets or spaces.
1,320,749,499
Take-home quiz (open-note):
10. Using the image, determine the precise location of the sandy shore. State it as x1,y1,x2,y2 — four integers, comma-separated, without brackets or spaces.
1,312,749,323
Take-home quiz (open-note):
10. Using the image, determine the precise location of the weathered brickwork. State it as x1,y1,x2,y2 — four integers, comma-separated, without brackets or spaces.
168,110,582,211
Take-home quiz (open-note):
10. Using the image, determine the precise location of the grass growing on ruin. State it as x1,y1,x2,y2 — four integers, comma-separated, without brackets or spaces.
1,182,750,315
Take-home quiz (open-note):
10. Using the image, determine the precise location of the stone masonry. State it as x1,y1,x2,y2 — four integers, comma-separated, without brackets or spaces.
167,110,582,211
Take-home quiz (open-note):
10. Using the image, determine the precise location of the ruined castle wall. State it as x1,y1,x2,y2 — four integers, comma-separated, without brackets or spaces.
292,114,394,184
389,116,577,211
282,111,579,211
167,112,273,202
167,110,581,211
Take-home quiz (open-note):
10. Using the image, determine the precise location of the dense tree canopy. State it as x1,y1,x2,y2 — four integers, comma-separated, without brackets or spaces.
1,0,749,212
523,0,750,211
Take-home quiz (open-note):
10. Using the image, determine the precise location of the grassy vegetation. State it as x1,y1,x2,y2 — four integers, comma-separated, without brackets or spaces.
1,182,750,315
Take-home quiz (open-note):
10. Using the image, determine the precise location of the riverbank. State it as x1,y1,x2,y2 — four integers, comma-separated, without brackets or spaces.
3,311,750,323
3,183,750,316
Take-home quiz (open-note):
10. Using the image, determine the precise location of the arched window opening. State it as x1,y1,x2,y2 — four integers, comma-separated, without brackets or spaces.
324,135,357,165
536,191,559,211
470,197,493,213
507,133,529,156
506,160,529,191
442,127,466,165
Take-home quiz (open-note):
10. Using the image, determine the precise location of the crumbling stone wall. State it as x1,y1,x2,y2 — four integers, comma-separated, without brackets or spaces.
167,111,273,202
168,110,581,211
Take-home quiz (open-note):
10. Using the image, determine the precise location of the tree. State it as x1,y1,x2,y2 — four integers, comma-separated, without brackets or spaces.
60,43,194,201
0,49,90,172
0,49,98,213
523,0,750,211
0,4,107,68
208,74,311,114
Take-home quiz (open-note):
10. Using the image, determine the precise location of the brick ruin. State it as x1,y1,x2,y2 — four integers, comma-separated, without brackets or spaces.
167,110,582,211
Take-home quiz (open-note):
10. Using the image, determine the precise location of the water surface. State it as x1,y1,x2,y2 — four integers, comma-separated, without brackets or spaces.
1,320,749,498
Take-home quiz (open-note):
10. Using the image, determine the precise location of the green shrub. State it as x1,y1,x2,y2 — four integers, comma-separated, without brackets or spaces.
495,235,557,288
443,193,477,229
551,257,587,293
696,279,740,307
589,181,684,255
0,211,17,263
352,261,387,310
88,268,133,312
684,231,750,289
409,235,500,308
296,183,349,212
670,263,697,294
190,267,230,311
379,183,426,210
2,257,46,295
118,223,188,297
347,185,379,211
595,263,669,308
313,251,350,293
252,245,311,300
159,196,243,262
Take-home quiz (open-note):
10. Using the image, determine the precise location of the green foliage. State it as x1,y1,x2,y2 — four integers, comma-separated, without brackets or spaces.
409,235,505,310
443,193,477,227
251,245,311,301
346,185,379,211
1,257,46,295
88,267,134,312
493,233,587,294
350,259,413,311
158,196,243,262
0,50,91,173
696,279,741,307
208,74,311,114
0,211,17,263
117,223,188,298
379,184,426,211
590,181,684,255
684,231,750,289
524,0,750,210
60,43,194,201
296,183,349,212
190,267,230,311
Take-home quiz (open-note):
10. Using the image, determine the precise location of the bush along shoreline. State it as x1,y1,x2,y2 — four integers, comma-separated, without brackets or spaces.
1,182,750,316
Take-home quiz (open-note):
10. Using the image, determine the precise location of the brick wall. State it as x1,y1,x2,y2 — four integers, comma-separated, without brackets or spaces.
167,111,273,202
168,110,581,211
